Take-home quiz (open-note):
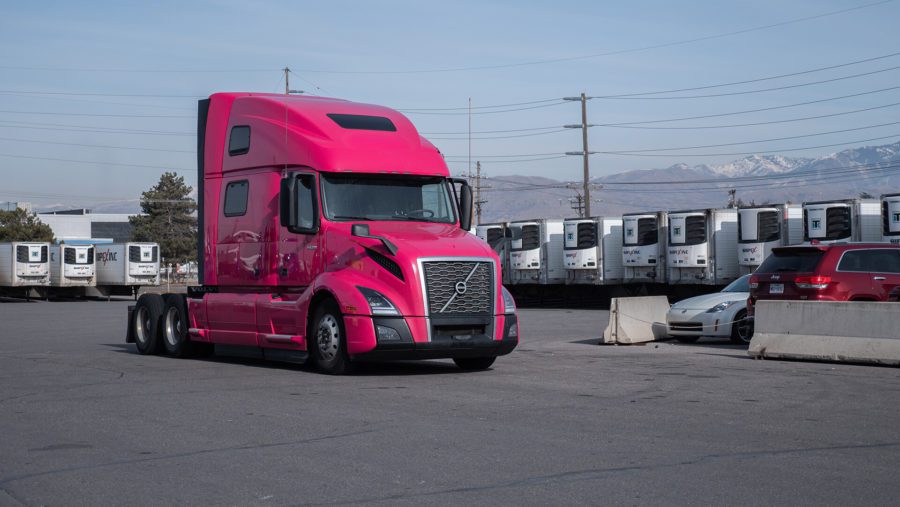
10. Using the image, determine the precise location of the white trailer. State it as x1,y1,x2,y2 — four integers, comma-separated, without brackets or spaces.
507,219,565,285
622,211,667,284
667,209,739,285
562,217,623,285
802,199,882,244
737,204,804,275
91,242,160,297
49,244,96,288
0,242,51,293
882,193,900,245
476,222,510,285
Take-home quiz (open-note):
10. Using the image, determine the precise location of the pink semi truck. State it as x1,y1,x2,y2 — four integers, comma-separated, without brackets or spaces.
126,93,518,374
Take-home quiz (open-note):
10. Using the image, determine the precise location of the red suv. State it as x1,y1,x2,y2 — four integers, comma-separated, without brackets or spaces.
749,243,900,315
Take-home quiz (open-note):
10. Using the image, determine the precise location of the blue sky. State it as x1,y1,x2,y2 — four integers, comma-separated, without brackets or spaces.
1,0,898,207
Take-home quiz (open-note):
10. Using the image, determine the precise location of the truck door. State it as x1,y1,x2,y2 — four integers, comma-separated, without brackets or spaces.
279,172,321,287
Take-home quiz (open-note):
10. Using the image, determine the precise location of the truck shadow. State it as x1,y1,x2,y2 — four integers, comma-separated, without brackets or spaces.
105,344,470,376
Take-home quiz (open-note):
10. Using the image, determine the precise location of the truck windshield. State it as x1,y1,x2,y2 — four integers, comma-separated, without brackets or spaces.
321,174,456,223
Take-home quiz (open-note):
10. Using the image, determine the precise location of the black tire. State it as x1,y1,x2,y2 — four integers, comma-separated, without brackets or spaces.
730,309,753,345
133,294,164,355
310,299,353,375
162,294,195,357
674,335,701,344
453,357,496,371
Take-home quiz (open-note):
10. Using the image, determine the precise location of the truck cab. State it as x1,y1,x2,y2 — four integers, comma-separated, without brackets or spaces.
128,93,517,373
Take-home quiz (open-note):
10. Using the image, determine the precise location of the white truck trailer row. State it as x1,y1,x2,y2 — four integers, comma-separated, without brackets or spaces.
478,193,898,287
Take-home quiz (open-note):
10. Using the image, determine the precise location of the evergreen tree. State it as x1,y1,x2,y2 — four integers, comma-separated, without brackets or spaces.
0,208,55,242
130,172,197,263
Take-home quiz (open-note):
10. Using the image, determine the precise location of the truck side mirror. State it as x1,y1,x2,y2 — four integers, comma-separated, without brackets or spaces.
280,176,298,229
459,183,473,231
352,223,398,256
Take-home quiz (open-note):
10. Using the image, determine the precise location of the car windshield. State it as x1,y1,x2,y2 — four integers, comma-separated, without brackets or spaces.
321,174,457,223
722,275,750,293
756,249,824,273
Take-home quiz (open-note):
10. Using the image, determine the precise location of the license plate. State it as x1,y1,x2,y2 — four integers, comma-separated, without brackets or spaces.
769,283,784,295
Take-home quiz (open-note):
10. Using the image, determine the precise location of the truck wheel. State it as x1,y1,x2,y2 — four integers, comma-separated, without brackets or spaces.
453,357,496,371
133,294,164,355
162,295,195,358
730,310,753,345
311,299,353,375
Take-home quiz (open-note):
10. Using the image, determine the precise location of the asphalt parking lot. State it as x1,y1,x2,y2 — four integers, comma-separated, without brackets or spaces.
1,301,900,506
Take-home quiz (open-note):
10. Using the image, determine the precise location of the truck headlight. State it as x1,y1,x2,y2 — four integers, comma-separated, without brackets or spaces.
706,301,740,313
356,286,399,316
501,286,516,314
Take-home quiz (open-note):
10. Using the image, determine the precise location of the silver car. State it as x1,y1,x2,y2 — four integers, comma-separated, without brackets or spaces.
666,275,753,344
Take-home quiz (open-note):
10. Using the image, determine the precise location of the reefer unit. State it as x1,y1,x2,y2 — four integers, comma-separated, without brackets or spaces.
94,243,160,293
883,193,900,245
562,217,623,285
0,242,50,288
49,244,96,287
622,211,667,284
737,204,803,275
802,199,882,244
476,222,510,285
667,209,739,285
507,219,565,285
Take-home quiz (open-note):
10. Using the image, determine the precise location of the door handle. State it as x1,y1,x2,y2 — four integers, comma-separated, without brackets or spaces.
873,276,886,280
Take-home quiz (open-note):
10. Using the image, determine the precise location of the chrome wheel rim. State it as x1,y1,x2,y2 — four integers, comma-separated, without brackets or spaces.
164,306,181,347
135,307,150,345
317,314,340,361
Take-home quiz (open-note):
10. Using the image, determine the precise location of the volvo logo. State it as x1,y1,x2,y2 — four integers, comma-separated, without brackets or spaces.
455,281,467,295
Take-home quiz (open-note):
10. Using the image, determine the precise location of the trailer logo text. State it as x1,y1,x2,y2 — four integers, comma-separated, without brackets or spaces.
97,250,117,265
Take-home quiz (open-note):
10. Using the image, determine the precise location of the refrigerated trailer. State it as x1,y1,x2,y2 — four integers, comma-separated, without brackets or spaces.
737,204,803,275
667,209,739,285
622,211,667,284
0,242,50,294
802,199,882,244
92,242,159,297
562,217,623,284
125,92,517,374
49,244,96,288
476,222,510,285
883,193,900,245
507,219,565,285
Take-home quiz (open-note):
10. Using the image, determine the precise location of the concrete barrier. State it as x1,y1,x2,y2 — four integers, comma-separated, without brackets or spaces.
749,300,900,366
602,296,670,344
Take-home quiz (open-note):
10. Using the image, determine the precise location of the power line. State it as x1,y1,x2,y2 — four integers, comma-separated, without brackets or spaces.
421,125,561,135
0,90,202,98
286,1,896,75
399,101,567,116
396,98,562,112
0,120,194,136
598,85,900,126
602,100,900,130
0,136,194,154
427,129,570,140
592,50,900,98
595,133,900,157
0,153,186,171
0,109,193,119
591,64,900,101
599,121,900,153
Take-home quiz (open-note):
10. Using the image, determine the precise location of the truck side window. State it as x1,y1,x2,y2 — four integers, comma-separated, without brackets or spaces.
228,126,250,156
224,180,249,217
296,175,316,231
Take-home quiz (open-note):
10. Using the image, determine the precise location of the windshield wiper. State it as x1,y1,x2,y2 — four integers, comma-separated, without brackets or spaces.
333,215,378,221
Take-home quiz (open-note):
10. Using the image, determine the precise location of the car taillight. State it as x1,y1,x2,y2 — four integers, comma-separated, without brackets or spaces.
795,275,831,289
749,275,759,289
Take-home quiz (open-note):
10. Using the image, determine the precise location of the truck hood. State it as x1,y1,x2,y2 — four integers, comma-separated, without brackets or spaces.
362,222,493,259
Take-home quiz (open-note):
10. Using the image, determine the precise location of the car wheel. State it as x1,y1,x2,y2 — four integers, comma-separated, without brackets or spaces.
453,357,496,371
730,309,753,344
133,294,164,355
311,299,353,375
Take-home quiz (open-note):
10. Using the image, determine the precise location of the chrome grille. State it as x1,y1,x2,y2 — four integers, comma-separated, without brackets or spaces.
423,261,493,315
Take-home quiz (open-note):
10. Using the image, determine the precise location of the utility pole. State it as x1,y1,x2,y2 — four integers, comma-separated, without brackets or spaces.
569,191,585,217
728,188,737,208
564,93,596,218
473,161,489,225
283,67,290,95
